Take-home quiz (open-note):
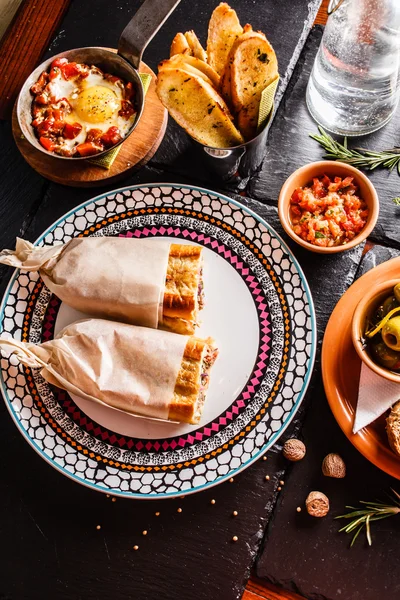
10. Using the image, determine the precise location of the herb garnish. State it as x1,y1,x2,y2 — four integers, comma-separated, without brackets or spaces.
336,490,400,546
310,126,400,174
314,231,325,238
258,53,269,63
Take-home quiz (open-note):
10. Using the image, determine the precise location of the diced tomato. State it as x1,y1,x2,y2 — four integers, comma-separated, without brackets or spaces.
322,174,331,188
125,82,135,101
51,57,68,69
39,136,56,152
312,177,326,198
101,126,122,148
31,102,42,118
49,66,62,81
86,129,103,143
291,205,302,217
61,61,88,79
118,100,135,119
63,122,82,139
35,92,49,105
30,71,49,95
340,176,354,189
290,188,302,204
75,142,103,156
37,118,64,136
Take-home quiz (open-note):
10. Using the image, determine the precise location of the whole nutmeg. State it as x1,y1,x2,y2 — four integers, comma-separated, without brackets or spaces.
282,438,306,462
305,491,330,517
322,453,346,478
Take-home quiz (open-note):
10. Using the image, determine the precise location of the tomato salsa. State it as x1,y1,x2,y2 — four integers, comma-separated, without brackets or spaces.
290,174,369,247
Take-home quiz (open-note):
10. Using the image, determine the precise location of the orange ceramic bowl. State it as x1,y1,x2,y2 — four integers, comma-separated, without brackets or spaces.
352,278,400,384
278,161,379,254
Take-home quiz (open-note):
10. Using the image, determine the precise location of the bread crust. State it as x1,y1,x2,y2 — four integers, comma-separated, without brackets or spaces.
168,336,217,424
156,68,244,147
387,400,400,457
163,243,202,321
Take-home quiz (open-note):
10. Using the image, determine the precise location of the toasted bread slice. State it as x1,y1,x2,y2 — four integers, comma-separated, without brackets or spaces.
185,30,207,62
207,2,243,76
230,32,278,139
163,243,202,322
170,32,191,57
156,68,244,147
159,55,220,89
159,61,214,88
169,336,218,424
387,400,400,457
219,28,262,107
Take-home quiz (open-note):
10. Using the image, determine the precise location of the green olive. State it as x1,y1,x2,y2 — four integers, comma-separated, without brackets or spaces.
382,316,400,351
369,341,400,370
394,283,400,303
381,295,399,317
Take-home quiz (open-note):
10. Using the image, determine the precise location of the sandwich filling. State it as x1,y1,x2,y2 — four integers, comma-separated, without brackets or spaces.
162,244,204,334
169,336,218,424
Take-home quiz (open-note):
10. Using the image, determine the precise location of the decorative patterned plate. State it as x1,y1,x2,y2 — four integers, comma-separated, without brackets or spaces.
0,184,316,498
322,257,400,479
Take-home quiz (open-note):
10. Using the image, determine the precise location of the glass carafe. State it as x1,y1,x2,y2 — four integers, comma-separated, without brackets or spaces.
306,0,400,136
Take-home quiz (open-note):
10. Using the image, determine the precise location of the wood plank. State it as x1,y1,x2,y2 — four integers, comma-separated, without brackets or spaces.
246,577,306,600
0,0,70,119
314,0,329,25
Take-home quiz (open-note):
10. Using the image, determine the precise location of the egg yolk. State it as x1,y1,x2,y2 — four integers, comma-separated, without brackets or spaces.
74,86,119,123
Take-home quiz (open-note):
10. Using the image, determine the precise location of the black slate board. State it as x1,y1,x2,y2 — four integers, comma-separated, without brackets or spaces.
257,245,400,600
249,26,400,249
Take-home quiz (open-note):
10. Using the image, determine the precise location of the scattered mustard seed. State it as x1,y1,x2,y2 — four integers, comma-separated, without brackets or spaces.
111,497,116,503
232,510,238,517
232,536,238,542
229,478,234,483
277,486,282,491
265,475,270,481
279,480,285,486
106,494,110,498
211,499,216,505
263,456,267,461
296,507,302,513
177,507,182,513
142,530,148,536
155,512,160,517
133,545,139,551
96,525,101,530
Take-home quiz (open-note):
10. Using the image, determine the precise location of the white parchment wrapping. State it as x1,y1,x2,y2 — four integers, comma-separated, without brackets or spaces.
0,319,189,420
0,238,171,328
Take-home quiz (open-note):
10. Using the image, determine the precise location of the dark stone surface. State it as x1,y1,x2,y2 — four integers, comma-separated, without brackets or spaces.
250,26,400,249
257,245,400,600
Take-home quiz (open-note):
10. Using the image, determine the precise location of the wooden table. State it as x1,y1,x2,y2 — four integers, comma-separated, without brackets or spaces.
5,2,399,600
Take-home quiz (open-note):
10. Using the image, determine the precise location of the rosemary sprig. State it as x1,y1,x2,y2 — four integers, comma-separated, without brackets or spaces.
310,126,400,174
336,489,400,546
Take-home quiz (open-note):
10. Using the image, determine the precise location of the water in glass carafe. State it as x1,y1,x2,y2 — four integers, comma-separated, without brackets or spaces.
306,0,400,136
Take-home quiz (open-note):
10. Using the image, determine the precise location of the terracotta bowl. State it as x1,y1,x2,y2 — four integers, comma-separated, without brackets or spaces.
352,278,400,384
278,160,379,254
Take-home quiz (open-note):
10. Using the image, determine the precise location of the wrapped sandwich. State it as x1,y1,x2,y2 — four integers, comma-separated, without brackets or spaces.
0,319,218,424
0,238,204,335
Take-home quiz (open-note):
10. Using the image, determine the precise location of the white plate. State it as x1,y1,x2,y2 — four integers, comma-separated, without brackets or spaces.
0,184,316,498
